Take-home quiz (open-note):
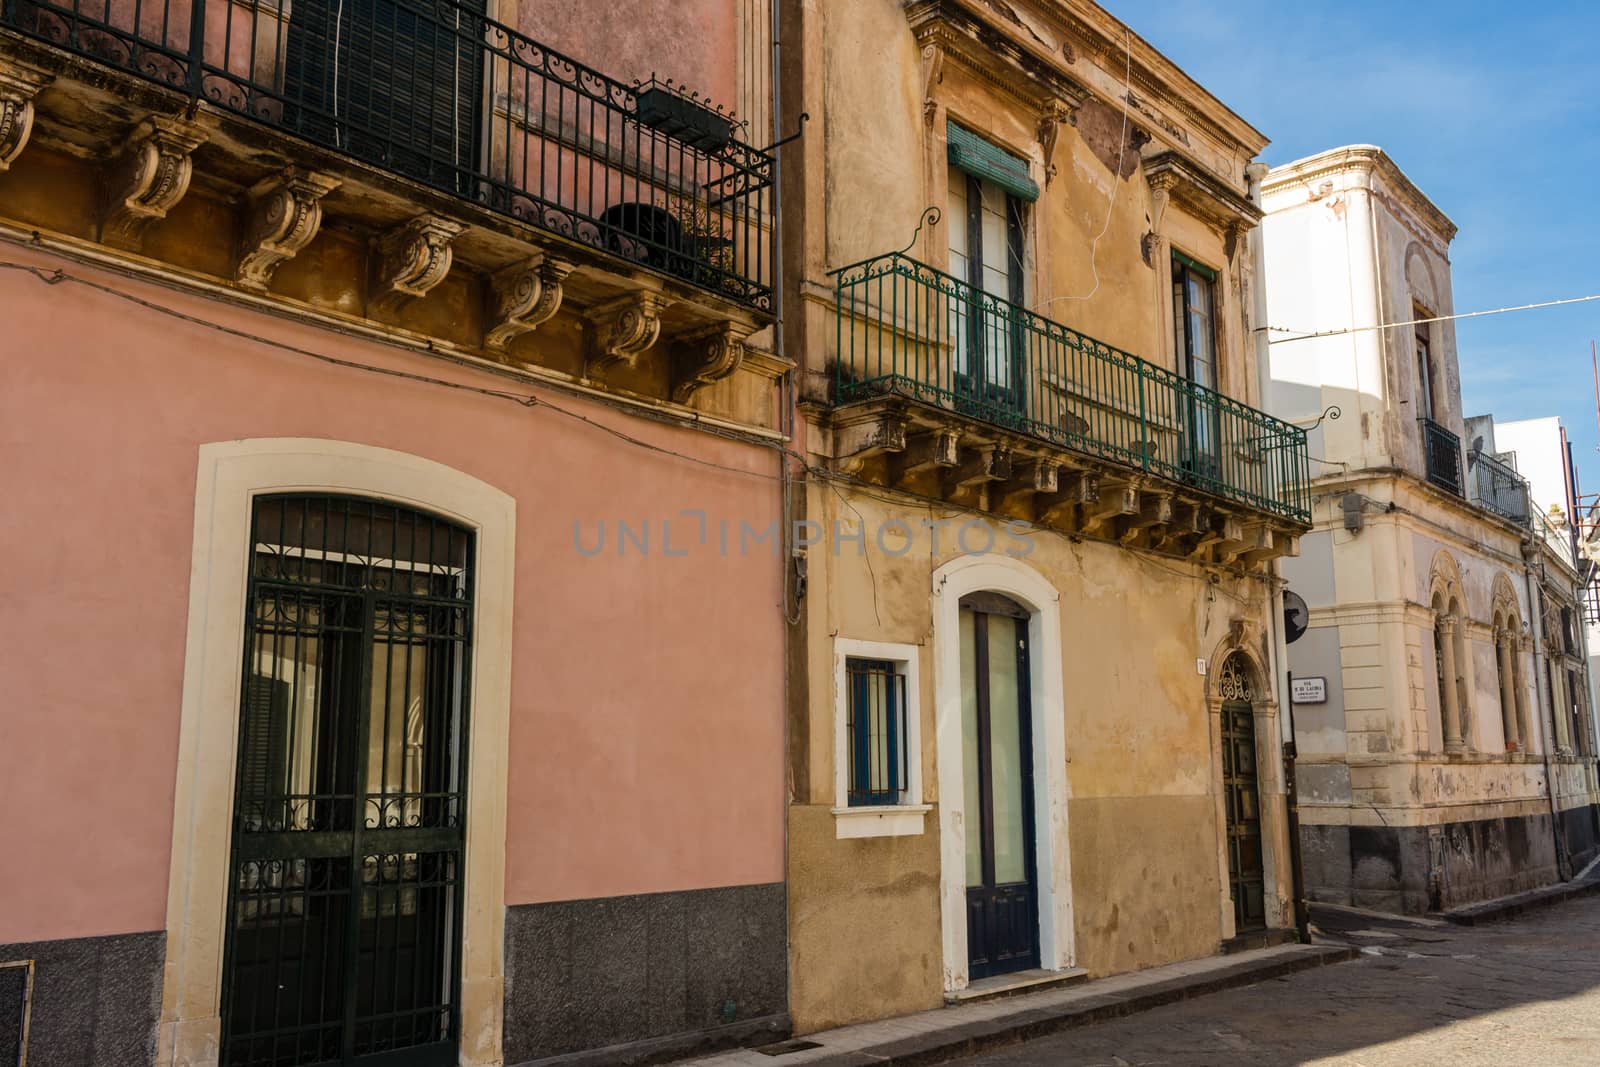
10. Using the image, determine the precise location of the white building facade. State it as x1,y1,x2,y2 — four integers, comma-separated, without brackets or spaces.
1261,146,1600,912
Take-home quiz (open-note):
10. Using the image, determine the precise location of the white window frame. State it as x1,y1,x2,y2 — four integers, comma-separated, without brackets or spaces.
832,638,930,839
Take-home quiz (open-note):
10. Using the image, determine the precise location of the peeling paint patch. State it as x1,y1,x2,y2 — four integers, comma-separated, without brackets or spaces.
1075,98,1142,180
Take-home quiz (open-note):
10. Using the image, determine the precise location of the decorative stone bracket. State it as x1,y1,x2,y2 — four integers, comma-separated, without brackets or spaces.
101,115,207,251
371,214,465,313
672,320,755,403
587,290,668,373
484,253,575,352
236,168,342,291
0,59,53,174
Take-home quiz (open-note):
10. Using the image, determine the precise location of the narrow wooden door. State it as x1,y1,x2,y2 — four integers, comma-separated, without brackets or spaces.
1221,693,1265,932
961,594,1039,980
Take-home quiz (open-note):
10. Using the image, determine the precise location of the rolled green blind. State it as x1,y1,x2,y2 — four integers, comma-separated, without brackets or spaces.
947,123,1040,202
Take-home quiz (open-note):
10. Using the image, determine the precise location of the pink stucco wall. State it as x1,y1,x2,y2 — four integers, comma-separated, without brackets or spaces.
0,244,785,944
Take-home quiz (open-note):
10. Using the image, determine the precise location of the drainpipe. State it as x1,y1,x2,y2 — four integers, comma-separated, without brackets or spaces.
1247,161,1307,939
769,0,795,1031
1524,543,1573,882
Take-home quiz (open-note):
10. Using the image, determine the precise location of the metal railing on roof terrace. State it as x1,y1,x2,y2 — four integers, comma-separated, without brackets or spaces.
1,0,773,308
1469,450,1531,526
831,252,1311,524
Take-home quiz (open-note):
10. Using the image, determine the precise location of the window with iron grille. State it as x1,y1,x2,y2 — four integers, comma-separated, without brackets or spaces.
846,657,910,807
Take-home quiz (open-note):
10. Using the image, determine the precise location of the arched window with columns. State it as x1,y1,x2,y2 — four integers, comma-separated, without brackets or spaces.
1429,552,1469,753
1490,575,1527,753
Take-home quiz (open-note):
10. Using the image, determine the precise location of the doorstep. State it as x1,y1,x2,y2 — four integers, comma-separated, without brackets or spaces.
675,942,1356,1067
944,967,1088,1005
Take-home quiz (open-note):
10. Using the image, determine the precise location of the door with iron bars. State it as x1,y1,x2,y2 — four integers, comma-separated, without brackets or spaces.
220,495,474,1067
1218,654,1265,932
961,593,1039,980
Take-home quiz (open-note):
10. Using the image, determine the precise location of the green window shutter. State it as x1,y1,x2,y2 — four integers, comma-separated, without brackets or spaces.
1172,250,1218,280
947,123,1039,203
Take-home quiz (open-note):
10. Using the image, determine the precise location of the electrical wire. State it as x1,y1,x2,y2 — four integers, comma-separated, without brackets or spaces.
1032,26,1132,312
2,257,1278,586
0,260,783,484
1260,293,1600,345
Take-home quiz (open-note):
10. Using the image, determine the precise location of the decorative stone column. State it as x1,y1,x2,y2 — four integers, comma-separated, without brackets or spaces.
1551,657,1573,753
1514,633,1534,752
1496,630,1520,750
1439,615,1464,752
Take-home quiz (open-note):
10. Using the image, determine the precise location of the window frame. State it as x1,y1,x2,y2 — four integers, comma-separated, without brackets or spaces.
949,165,1030,412
832,638,929,838
1414,307,1436,422
1171,250,1219,392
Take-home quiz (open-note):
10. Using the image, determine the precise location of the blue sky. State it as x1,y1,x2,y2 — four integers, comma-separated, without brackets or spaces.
1116,0,1600,491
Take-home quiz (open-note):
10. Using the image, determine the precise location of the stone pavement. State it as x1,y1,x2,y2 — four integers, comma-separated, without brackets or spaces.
952,895,1600,1066
679,942,1354,1067
680,894,1600,1067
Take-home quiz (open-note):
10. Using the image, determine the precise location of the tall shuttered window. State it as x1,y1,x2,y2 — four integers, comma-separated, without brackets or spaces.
283,0,485,190
948,124,1034,414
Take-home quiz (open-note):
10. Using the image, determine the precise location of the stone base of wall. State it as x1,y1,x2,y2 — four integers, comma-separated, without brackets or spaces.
504,882,787,1064
1560,802,1600,873
0,931,163,1067
1301,812,1562,914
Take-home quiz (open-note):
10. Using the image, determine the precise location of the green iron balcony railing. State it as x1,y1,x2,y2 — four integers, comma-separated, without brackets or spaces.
1421,417,1464,497
831,253,1311,525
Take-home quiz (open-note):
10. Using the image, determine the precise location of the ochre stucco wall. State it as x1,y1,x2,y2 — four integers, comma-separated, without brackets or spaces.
785,489,1281,1033
0,243,785,945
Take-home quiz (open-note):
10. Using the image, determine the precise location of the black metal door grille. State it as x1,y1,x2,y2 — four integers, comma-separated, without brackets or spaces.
221,495,474,1067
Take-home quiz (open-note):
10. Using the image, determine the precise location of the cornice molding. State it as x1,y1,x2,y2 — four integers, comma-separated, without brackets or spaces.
1144,150,1261,240
1262,145,1457,244
906,1,1088,116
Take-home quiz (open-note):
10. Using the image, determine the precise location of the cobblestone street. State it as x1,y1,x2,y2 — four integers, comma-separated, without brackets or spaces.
953,896,1600,1067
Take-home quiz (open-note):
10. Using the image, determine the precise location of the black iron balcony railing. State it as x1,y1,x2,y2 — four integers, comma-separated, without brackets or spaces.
1469,449,1531,526
1421,417,1464,496
1,0,773,308
832,253,1311,524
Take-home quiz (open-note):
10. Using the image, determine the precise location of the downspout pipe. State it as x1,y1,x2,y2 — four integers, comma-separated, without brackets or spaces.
1525,543,1573,882
768,0,795,1032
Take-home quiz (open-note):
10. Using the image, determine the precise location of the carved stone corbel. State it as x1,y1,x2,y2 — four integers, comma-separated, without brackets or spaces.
0,60,53,174
1037,99,1075,188
235,168,341,290
101,115,207,250
1144,173,1175,269
371,214,464,313
484,253,575,352
673,319,754,403
920,43,945,126
587,290,668,372
1224,219,1250,263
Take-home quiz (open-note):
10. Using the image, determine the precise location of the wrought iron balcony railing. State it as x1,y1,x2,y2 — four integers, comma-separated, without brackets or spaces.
832,253,1311,524
1,0,773,308
1469,449,1531,526
1421,417,1464,497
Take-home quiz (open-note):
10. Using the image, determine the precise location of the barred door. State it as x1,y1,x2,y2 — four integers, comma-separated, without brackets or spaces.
1218,656,1264,932
220,495,474,1067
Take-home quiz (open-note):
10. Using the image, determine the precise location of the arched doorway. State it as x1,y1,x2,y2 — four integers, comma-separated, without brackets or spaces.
220,493,474,1066
959,591,1039,978
1217,653,1265,933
